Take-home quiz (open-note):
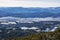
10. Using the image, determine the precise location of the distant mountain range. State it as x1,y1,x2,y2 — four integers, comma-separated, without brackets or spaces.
0,7,60,17
0,7,60,39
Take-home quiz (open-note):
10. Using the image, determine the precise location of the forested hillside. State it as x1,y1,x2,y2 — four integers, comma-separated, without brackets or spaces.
5,28,60,40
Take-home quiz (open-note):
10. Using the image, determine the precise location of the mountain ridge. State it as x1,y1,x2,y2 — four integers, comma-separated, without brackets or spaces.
0,7,60,17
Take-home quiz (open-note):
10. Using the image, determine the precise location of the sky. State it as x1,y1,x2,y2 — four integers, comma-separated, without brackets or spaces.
0,0,60,7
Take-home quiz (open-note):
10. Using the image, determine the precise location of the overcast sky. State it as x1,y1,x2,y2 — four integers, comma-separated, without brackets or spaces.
0,0,60,7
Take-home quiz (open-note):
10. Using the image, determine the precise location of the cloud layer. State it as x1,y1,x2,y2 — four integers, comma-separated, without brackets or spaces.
0,0,60,7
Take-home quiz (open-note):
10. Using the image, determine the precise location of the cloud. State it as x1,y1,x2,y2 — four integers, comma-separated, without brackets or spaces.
13,0,60,3
0,17,60,23
20,27,38,30
0,0,60,7
50,27,58,32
